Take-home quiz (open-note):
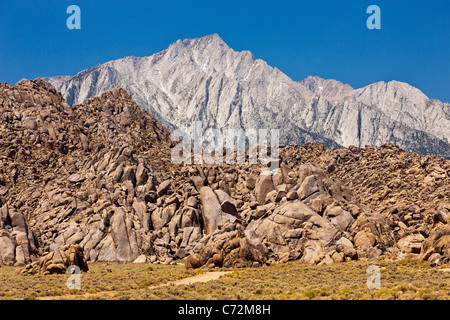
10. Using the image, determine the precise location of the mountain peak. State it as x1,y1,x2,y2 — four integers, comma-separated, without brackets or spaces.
200,33,224,42
172,33,228,50
193,33,226,45
44,36,450,159
301,75,353,99
358,79,430,102
162,33,231,64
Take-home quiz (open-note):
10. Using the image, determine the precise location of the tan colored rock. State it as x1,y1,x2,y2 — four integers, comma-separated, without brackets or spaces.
214,189,238,217
301,241,325,264
2,78,449,270
186,221,268,269
156,180,171,197
324,206,354,232
199,187,236,234
419,225,450,265
23,244,88,275
185,254,201,269
396,234,425,255
254,173,274,205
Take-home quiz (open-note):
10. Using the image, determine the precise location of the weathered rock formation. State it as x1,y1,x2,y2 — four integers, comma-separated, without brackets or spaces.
22,244,88,274
185,221,268,269
0,79,449,269
0,204,37,266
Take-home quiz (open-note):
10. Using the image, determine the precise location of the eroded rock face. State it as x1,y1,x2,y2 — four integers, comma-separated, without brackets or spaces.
186,221,268,269
1,79,449,268
254,174,275,205
186,160,389,267
199,186,237,234
418,225,450,265
0,79,174,264
277,142,450,265
391,234,425,260
22,244,88,275
244,164,365,264
0,204,37,266
248,201,339,258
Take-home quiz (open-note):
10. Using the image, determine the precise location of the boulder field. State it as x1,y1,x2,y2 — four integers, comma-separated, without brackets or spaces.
0,79,448,273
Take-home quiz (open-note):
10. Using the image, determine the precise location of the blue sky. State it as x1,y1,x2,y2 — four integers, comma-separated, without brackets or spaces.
0,0,449,102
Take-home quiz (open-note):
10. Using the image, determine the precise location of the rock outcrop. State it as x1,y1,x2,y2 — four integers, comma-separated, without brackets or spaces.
185,221,268,269
199,186,238,234
22,244,88,274
0,79,449,269
0,204,37,266
418,225,450,265
277,142,450,265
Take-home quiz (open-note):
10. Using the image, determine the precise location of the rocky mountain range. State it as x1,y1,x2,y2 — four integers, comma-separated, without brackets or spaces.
45,34,450,159
0,79,449,273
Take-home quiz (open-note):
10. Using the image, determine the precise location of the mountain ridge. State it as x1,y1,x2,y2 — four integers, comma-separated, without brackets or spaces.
44,34,450,159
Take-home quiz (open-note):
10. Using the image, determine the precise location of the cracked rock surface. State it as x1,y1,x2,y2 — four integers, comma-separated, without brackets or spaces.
0,79,449,270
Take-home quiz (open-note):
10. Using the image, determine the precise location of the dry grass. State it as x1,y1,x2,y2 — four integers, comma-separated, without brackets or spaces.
145,259,449,300
0,261,201,300
0,258,448,300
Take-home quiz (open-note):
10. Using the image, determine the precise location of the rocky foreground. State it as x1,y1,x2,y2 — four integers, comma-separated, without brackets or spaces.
0,79,448,274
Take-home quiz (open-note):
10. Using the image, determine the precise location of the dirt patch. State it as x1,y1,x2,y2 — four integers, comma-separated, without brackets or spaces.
38,271,232,300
